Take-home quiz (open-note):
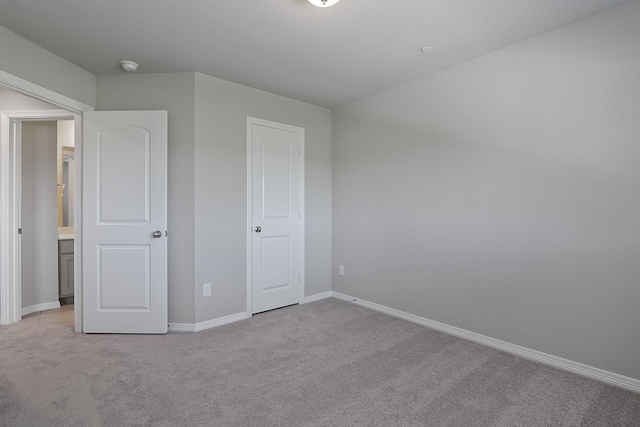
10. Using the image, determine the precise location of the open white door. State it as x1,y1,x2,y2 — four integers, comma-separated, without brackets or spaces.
82,111,167,333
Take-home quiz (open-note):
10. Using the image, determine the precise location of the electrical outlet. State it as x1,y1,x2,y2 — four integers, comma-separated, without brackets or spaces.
203,283,212,298
338,265,344,276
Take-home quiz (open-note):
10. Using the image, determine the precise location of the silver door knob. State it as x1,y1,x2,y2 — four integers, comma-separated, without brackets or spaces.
254,226,262,233
153,230,162,238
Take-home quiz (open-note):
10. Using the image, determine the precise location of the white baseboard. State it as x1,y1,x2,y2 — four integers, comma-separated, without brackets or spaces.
169,311,247,333
302,291,333,304
21,301,61,317
168,291,333,333
331,291,640,393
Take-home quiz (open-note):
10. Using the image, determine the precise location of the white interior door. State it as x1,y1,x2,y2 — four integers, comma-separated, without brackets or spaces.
83,111,168,333
249,118,304,314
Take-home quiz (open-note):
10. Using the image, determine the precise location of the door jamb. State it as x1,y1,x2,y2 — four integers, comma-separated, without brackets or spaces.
246,117,305,317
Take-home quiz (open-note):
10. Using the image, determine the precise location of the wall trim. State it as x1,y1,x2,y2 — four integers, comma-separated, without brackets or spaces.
331,291,640,393
21,301,61,317
302,291,332,304
168,311,247,333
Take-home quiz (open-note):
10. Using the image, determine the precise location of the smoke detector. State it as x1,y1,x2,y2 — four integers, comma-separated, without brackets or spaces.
120,60,139,72
308,0,340,7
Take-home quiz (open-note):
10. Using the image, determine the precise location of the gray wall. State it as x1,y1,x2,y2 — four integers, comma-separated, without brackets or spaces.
21,121,59,309
0,25,95,108
96,73,197,324
193,73,332,323
332,1,640,379
0,86,59,110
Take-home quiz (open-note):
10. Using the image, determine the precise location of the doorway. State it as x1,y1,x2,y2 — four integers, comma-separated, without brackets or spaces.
20,120,62,314
0,108,82,331
0,73,93,331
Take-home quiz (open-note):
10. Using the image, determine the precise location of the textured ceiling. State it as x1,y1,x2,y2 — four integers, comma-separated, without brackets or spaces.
0,0,631,108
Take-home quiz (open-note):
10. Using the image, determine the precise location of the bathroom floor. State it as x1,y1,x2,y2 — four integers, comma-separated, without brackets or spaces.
21,304,74,328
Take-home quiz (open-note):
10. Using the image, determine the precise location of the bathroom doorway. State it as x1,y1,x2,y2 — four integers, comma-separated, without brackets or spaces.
0,87,81,329
15,118,76,328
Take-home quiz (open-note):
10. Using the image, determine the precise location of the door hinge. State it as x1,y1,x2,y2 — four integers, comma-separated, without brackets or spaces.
17,228,22,235
298,273,301,282
165,230,169,237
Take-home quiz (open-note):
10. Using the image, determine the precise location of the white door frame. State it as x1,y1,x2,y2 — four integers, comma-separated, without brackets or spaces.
0,110,82,330
0,71,92,332
246,117,305,317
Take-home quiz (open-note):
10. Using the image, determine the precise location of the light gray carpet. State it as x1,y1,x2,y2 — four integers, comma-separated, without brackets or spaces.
1,298,638,426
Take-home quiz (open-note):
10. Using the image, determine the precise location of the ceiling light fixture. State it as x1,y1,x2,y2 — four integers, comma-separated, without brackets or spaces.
308,0,340,7
120,60,139,72
421,45,434,53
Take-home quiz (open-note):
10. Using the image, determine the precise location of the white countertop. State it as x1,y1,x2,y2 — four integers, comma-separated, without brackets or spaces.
58,227,74,240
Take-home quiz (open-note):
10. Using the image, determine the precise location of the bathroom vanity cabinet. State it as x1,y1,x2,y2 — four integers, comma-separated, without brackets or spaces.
58,239,74,304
